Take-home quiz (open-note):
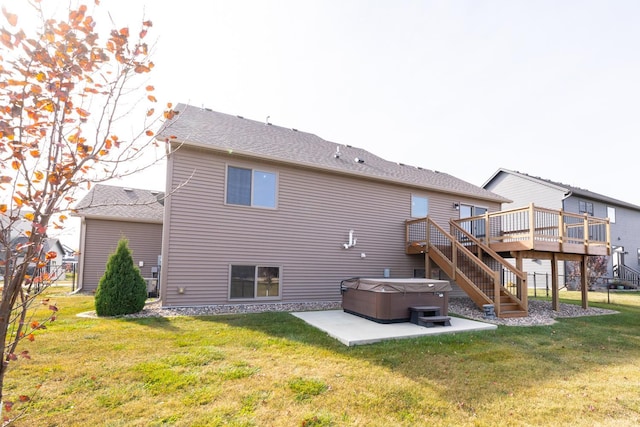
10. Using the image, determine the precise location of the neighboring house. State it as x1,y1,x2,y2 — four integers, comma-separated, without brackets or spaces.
43,238,66,280
73,184,164,294
61,243,78,267
8,236,66,281
483,168,640,287
1,208,66,281
156,104,510,308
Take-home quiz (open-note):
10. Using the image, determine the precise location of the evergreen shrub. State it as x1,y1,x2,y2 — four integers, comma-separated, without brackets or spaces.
95,238,147,316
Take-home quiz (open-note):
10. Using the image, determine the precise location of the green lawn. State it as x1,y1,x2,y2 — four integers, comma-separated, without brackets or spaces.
4,288,640,426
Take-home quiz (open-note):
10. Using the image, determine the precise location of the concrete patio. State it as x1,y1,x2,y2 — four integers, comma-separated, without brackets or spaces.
291,309,497,346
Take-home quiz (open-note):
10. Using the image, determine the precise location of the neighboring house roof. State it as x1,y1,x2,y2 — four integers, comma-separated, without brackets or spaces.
10,236,64,254
157,104,510,203
484,168,640,211
73,184,164,223
61,243,76,255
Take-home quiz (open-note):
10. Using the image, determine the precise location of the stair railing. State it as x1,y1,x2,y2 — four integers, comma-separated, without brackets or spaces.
616,264,640,288
408,217,506,315
449,220,528,312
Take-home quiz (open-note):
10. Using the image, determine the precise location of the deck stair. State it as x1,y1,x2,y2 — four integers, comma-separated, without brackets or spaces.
406,217,528,318
614,264,640,288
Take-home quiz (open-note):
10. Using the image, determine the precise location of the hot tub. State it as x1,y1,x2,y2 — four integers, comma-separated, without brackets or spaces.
340,278,452,323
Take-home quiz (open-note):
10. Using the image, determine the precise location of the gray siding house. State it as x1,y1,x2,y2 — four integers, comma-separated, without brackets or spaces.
156,104,509,308
484,168,640,287
73,185,164,293
7,237,66,281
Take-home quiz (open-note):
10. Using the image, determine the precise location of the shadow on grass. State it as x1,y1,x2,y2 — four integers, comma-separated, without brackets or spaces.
193,298,640,416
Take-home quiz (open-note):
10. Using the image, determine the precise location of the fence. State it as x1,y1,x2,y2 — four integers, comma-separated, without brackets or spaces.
529,272,636,302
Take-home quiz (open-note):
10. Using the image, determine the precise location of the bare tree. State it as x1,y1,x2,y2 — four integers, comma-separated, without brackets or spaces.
0,2,175,422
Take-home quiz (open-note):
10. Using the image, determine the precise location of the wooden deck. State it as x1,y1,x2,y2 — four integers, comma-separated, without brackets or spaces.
407,203,611,257
405,204,611,317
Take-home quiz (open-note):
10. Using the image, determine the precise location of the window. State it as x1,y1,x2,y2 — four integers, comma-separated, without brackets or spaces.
411,195,428,218
579,201,594,216
607,206,616,223
460,204,487,237
226,166,276,208
230,265,280,299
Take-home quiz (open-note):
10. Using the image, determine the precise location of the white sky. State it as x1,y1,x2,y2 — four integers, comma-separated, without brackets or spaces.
4,0,640,245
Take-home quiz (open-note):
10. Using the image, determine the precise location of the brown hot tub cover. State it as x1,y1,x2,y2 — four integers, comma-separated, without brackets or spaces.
340,278,452,323
340,278,452,293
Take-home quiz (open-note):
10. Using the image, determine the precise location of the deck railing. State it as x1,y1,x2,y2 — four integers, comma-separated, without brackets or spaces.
449,220,527,305
454,203,611,256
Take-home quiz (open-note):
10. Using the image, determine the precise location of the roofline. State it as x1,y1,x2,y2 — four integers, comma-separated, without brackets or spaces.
172,140,510,204
483,168,568,193
71,213,163,224
485,168,640,211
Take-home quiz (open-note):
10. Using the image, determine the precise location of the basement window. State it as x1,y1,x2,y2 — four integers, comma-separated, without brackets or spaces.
229,265,280,300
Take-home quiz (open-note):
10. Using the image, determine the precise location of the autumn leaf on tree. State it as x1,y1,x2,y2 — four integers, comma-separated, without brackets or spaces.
0,0,176,423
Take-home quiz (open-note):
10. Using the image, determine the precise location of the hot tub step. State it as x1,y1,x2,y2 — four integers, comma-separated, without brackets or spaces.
417,315,451,327
409,305,441,324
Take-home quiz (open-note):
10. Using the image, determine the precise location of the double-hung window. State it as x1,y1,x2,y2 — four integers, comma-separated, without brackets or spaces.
579,201,594,216
229,265,280,299
226,166,276,208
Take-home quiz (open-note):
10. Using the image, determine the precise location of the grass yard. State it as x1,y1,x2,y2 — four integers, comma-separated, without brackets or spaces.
4,288,640,426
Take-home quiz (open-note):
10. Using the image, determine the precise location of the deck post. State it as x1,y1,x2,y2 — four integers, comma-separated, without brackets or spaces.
581,255,589,309
551,253,559,311
583,213,589,254
493,271,501,317
425,252,432,279
558,212,565,252
484,211,490,245
405,219,410,250
425,217,430,252
606,219,611,255
515,253,527,313
528,203,535,249
425,218,431,277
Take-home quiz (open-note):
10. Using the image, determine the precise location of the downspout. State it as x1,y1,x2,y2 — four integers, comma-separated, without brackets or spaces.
561,190,573,211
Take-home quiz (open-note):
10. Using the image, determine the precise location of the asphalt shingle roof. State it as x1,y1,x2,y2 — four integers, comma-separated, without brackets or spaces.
157,104,509,203
74,184,164,222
